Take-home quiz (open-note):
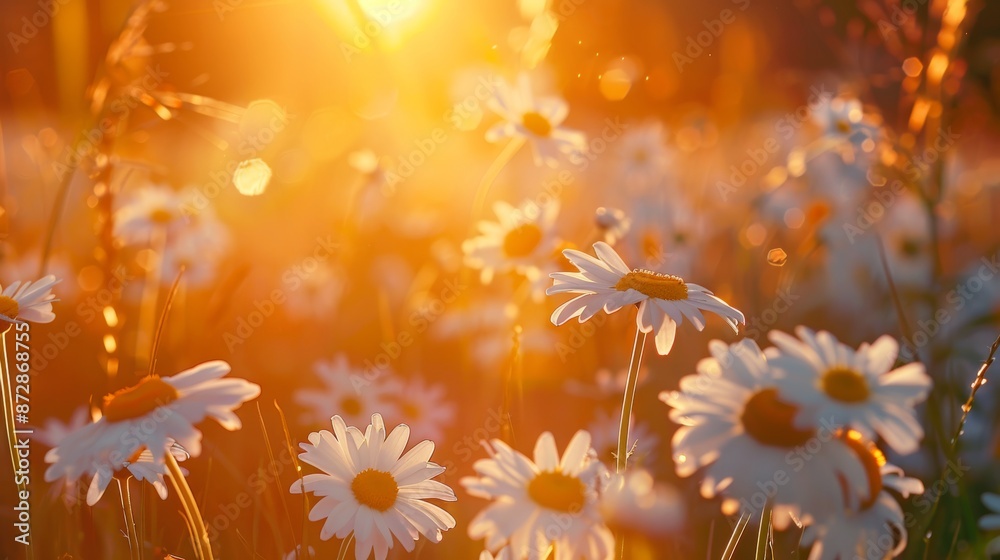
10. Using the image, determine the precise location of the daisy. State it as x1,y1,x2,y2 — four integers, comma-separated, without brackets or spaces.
615,121,672,191
295,354,399,429
386,376,456,443
1,251,75,300
45,361,260,486
661,338,870,526
485,74,586,167
547,241,744,355
767,327,931,454
463,200,560,285
0,274,59,324
290,413,457,560
461,430,615,560
114,184,188,244
84,444,190,506
800,432,924,559
600,469,683,537
979,493,1000,556
586,409,658,468
159,206,231,287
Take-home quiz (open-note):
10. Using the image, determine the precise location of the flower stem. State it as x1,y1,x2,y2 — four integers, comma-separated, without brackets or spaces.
755,502,772,560
117,478,141,560
165,451,213,560
470,137,526,221
136,225,166,374
616,326,647,473
336,533,355,560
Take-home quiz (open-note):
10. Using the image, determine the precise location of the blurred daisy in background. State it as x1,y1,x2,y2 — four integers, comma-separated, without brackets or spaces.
160,206,231,287
548,241,744,355
462,430,614,560
662,338,869,526
593,207,630,246
386,375,456,443
979,493,1000,556
485,74,586,167
586,409,658,468
615,121,672,192
0,274,60,324
768,327,931,454
83,444,189,506
45,360,260,485
0,250,75,300
463,200,560,286
282,260,346,320
113,184,189,244
290,413,457,559
600,468,684,537
295,354,399,428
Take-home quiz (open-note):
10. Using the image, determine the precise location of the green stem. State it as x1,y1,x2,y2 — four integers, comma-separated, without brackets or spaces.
117,478,141,560
336,533,355,560
165,451,213,560
615,326,647,473
755,502,772,560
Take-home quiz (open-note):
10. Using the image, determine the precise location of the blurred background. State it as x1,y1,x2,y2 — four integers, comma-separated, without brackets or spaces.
1,0,1000,558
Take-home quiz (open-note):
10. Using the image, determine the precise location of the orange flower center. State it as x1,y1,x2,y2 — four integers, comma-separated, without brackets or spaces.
527,470,586,513
821,368,870,403
149,208,175,224
839,430,885,510
614,269,688,301
522,111,553,137
740,388,815,447
340,396,362,416
0,296,19,320
351,468,399,511
502,224,543,258
103,376,179,423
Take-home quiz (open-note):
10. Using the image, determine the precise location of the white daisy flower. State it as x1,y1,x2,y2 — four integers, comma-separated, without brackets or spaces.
547,241,744,355
461,430,615,560
480,546,514,560
83,444,190,506
463,200,560,286
290,413,457,560
767,327,931,455
44,361,260,486
485,74,586,167
811,94,881,147
615,122,672,191
295,354,399,429
114,184,189,244
979,493,1000,556
386,376,456,444
0,274,59,324
661,338,870,526
801,432,924,560
600,469,683,537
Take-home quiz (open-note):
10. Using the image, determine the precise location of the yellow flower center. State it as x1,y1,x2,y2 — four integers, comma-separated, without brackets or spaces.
502,224,543,258
351,468,399,511
522,111,553,137
0,296,20,320
149,208,175,224
103,376,179,423
527,470,586,513
340,396,362,416
614,269,688,301
632,149,649,164
740,388,815,448
821,368,870,403
839,430,885,510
